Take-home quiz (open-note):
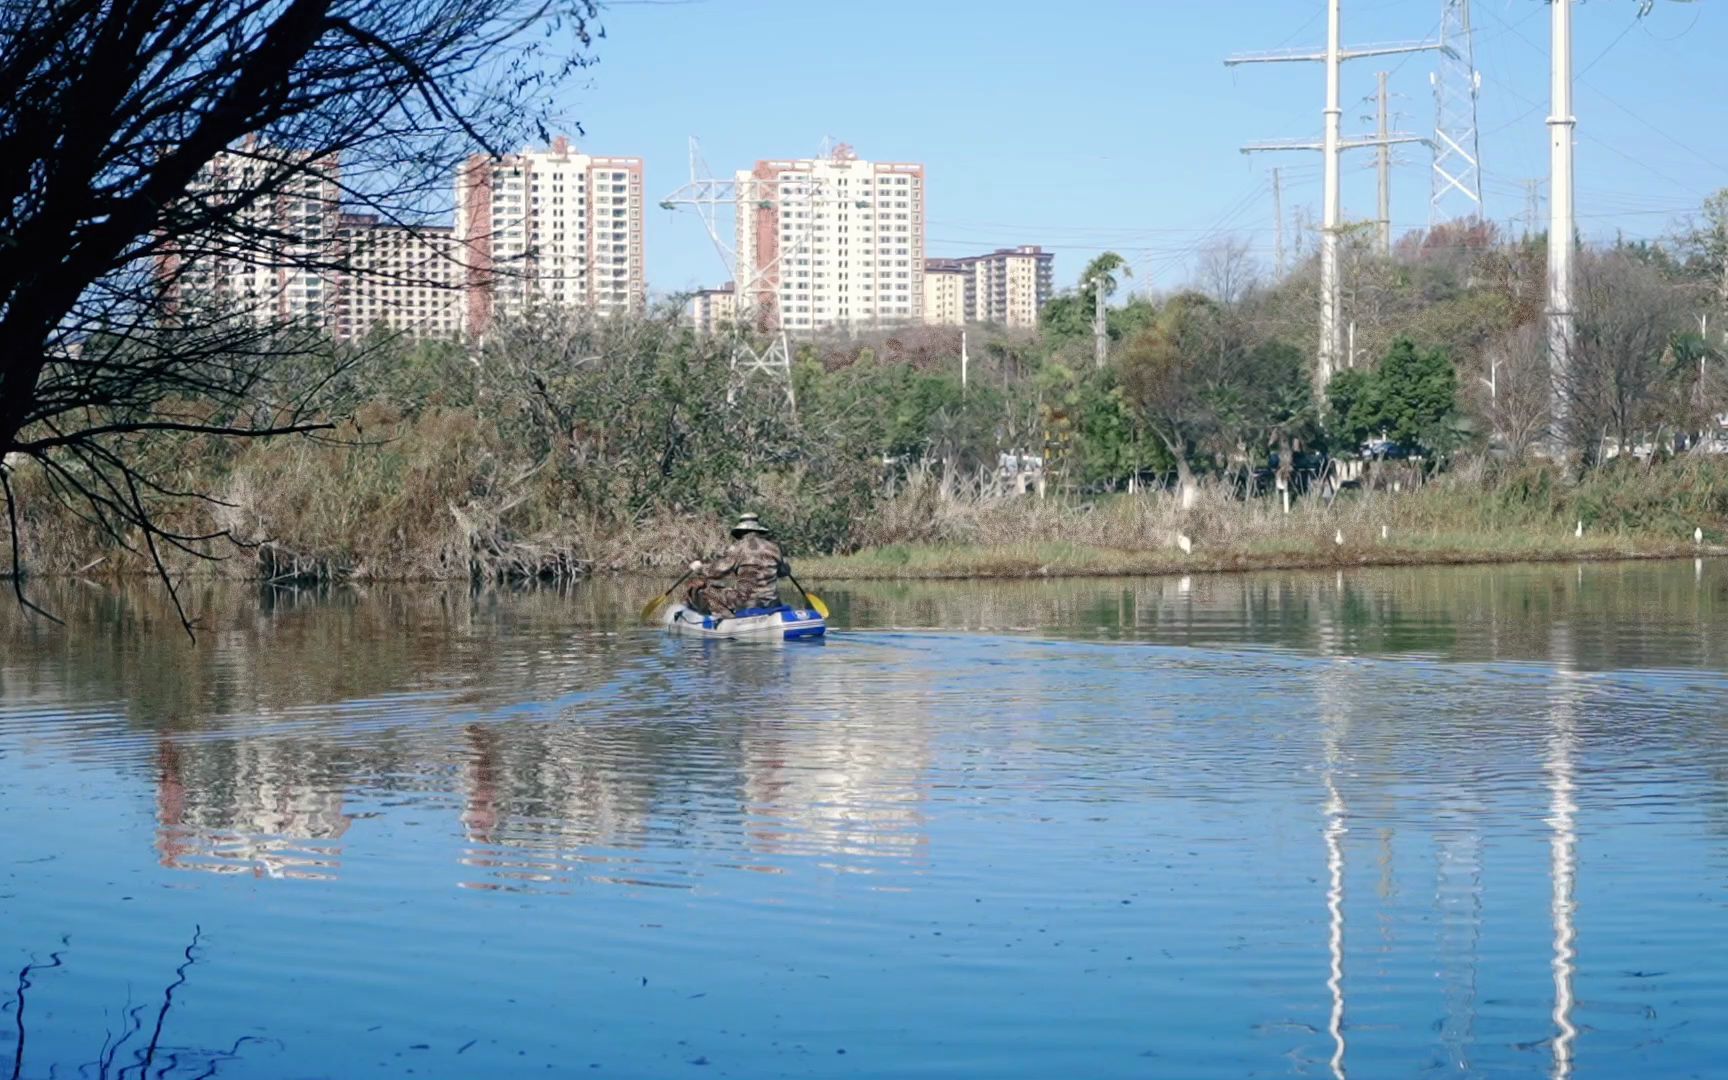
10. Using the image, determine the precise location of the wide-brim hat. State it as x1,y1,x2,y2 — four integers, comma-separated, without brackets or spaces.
731,513,769,537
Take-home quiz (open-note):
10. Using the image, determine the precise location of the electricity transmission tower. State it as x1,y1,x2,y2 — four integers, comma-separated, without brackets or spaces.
1228,0,1442,395
660,136,804,408
1430,0,1484,225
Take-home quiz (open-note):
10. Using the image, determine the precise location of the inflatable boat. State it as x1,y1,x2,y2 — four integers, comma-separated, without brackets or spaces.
662,603,826,640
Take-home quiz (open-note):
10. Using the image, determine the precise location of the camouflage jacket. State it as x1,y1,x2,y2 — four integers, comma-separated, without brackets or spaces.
701,534,785,609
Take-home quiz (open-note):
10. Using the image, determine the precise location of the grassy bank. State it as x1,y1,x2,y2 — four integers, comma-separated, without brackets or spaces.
801,461,1728,580
803,534,1711,581
8,422,1728,585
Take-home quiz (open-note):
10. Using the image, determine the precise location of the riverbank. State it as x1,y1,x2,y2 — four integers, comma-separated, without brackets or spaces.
799,462,1727,580
7,452,1727,585
801,534,1719,581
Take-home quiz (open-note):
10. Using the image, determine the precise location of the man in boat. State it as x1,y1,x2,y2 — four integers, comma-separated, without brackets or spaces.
684,513,789,618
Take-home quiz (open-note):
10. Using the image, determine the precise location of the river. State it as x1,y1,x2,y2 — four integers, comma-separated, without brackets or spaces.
2,561,1725,1077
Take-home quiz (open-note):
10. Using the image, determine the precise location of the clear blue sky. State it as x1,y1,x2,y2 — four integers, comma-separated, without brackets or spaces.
563,0,1726,300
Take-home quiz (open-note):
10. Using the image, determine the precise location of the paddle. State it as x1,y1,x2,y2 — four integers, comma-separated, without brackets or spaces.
640,569,695,623
786,573,830,619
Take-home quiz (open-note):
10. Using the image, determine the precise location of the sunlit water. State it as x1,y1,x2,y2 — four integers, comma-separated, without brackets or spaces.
2,561,1726,1078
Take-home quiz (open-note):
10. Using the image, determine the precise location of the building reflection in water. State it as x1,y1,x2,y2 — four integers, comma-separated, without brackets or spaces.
741,721,930,868
458,723,654,892
155,737,349,880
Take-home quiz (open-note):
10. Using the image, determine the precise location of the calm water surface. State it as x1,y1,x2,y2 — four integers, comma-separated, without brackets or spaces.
2,562,1726,1078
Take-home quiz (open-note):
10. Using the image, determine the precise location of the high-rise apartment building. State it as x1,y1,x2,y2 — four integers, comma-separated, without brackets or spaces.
922,260,969,327
971,245,1054,328
331,216,465,341
920,246,1054,328
734,144,924,333
687,284,737,334
456,137,646,334
167,136,646,341
167,141,341,325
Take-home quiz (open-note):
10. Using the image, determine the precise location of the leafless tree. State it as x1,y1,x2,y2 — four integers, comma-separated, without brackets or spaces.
1475,322,1553,462
1194,235,1261,308
1561,250,1691,461
0,0,600,628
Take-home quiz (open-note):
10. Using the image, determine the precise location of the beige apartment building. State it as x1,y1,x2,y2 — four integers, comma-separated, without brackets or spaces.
331,216,464,341
168,136,642,342
168,141,342,325
687,284,737,334
455,137,646,334
921,260,969,327
921,246,1054,328
734,144,924,333
972,245,1054,327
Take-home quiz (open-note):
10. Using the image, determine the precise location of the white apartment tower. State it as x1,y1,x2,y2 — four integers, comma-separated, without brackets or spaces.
734,144,924,333
456,137,646,334
331,216,464,341
168,140,341,325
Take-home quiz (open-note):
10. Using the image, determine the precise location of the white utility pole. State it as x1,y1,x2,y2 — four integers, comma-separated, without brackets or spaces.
1272,167,1286,277
1547,0,1576,445
1376,71,1392,256
961,330,969,392
1092,276,1109,369
1229,2,1444,396
1322,0,1343,389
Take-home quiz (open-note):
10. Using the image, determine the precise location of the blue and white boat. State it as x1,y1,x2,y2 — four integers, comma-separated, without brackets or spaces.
662,603,826,640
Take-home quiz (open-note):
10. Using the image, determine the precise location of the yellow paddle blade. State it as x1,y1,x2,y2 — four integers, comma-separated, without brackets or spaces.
803,592,831,619
640,592,673,622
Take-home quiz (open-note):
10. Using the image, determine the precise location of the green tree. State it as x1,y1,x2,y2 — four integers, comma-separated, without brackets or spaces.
1325,368,1380,452
1377,339,1461,454
1325,339,1460,458
1039,364,1168,488
1116,293,1228,495
1213,340,1317,472
1043,252,1133,346
1080,252,1131,307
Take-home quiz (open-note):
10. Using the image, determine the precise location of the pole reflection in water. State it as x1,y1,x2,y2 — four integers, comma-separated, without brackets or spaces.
1434,791,1483,1073
1317,583,1349,1080
1323,765,1347,1080
1547,623,1580,1080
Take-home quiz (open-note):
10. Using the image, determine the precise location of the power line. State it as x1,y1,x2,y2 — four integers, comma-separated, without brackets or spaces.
1228,0,1444,389
1474,2,1728,179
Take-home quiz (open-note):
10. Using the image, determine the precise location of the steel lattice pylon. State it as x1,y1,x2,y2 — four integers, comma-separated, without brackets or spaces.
661,136,834,410
1430,0,1483,224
